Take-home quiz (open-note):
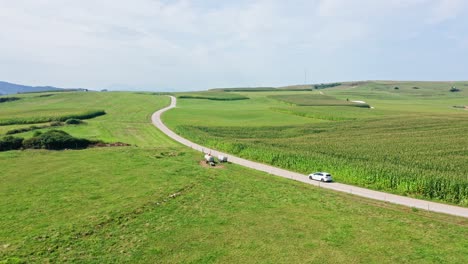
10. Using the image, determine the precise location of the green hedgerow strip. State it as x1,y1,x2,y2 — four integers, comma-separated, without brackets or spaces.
0,110,106,126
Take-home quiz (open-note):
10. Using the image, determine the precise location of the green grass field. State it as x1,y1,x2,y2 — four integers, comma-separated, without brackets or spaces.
0,93,107,125
0,92,173,146
165,81,468,206
1,90,468,263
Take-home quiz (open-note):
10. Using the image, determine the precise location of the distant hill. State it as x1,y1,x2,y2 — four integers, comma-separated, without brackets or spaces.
209,83,339,92
0,81,88,95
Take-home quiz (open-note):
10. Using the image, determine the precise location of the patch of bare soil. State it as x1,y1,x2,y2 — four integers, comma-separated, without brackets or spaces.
93,142,131,148
199,160,225,169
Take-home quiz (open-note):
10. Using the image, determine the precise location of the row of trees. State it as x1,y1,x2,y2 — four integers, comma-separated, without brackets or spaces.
314,83,342,89
0,97,20,103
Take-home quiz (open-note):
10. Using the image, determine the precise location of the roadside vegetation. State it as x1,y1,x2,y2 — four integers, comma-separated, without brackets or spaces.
1,89,468,263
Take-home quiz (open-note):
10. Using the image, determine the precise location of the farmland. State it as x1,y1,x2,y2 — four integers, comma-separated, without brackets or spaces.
176,91,249,101
0,92,174,146
164,81,468,206
269,94,370,107
1,89,468,263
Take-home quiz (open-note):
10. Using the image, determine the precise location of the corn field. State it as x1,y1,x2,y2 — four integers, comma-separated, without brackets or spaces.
175,115,468,206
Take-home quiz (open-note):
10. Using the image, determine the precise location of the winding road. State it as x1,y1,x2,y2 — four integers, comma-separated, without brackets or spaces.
152,96,468,218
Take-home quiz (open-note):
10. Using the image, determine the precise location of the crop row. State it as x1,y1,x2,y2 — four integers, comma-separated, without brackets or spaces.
0,110,105,126
177,92,248,101
174,115,468,206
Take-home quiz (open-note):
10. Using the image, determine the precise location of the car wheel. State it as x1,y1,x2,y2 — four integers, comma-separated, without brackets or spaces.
321,178,324,182
309,176,312,180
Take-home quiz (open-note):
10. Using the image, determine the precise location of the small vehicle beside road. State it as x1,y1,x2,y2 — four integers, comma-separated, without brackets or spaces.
308,172,332,182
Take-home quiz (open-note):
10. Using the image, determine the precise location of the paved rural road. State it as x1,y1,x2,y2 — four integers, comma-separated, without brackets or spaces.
152,96,468,218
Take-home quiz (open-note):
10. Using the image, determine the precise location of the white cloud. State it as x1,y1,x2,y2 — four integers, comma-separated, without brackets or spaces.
0,0,467,90
317,0,429,18
427,0,466,24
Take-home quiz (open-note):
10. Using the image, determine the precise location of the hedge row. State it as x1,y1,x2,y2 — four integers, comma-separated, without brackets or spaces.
5,122,62,135
5,119,83,135
0,130,97,151
0,97,20,103
0,110,105,126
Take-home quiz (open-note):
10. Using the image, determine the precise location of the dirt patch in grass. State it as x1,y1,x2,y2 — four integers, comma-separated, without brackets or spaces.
198,160,225,169
93,142,131,148
452,105,468,110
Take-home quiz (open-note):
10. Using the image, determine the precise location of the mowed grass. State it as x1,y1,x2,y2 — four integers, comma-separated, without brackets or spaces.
0,93,106,125
327,81,468,101
2,149,468,263
1,90,468,263
165,82,468,205
0,92,173,146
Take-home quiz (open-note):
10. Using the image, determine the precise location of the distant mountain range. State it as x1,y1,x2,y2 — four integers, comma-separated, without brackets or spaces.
0,81,88,95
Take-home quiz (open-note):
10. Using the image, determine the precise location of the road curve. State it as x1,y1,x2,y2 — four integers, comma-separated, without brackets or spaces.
152,96,468,218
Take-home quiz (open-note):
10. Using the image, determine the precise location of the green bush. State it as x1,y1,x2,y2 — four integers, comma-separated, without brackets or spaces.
5,127,31,135
0,97,20,103
65,118,82,125
0,136,24,151
22,130,94,150
314,83,341,89
2,130,98,151
50,121,63,127
22,137,43,149
0,110,106,126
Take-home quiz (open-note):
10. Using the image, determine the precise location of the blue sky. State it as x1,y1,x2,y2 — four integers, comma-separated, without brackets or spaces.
1,0,467,91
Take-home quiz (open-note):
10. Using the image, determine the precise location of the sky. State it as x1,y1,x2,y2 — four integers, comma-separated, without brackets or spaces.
1,0,467,91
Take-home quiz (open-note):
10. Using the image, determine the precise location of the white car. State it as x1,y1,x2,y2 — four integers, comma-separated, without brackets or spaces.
308,172,332,182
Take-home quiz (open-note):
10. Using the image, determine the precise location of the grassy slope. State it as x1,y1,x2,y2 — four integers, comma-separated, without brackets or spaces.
0,93,105,125
164,82,468,205
0,92,173,146
1,90,468,263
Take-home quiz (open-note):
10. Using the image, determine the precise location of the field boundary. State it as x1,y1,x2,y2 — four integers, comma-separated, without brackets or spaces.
152,96,468,218
0,110,106,126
